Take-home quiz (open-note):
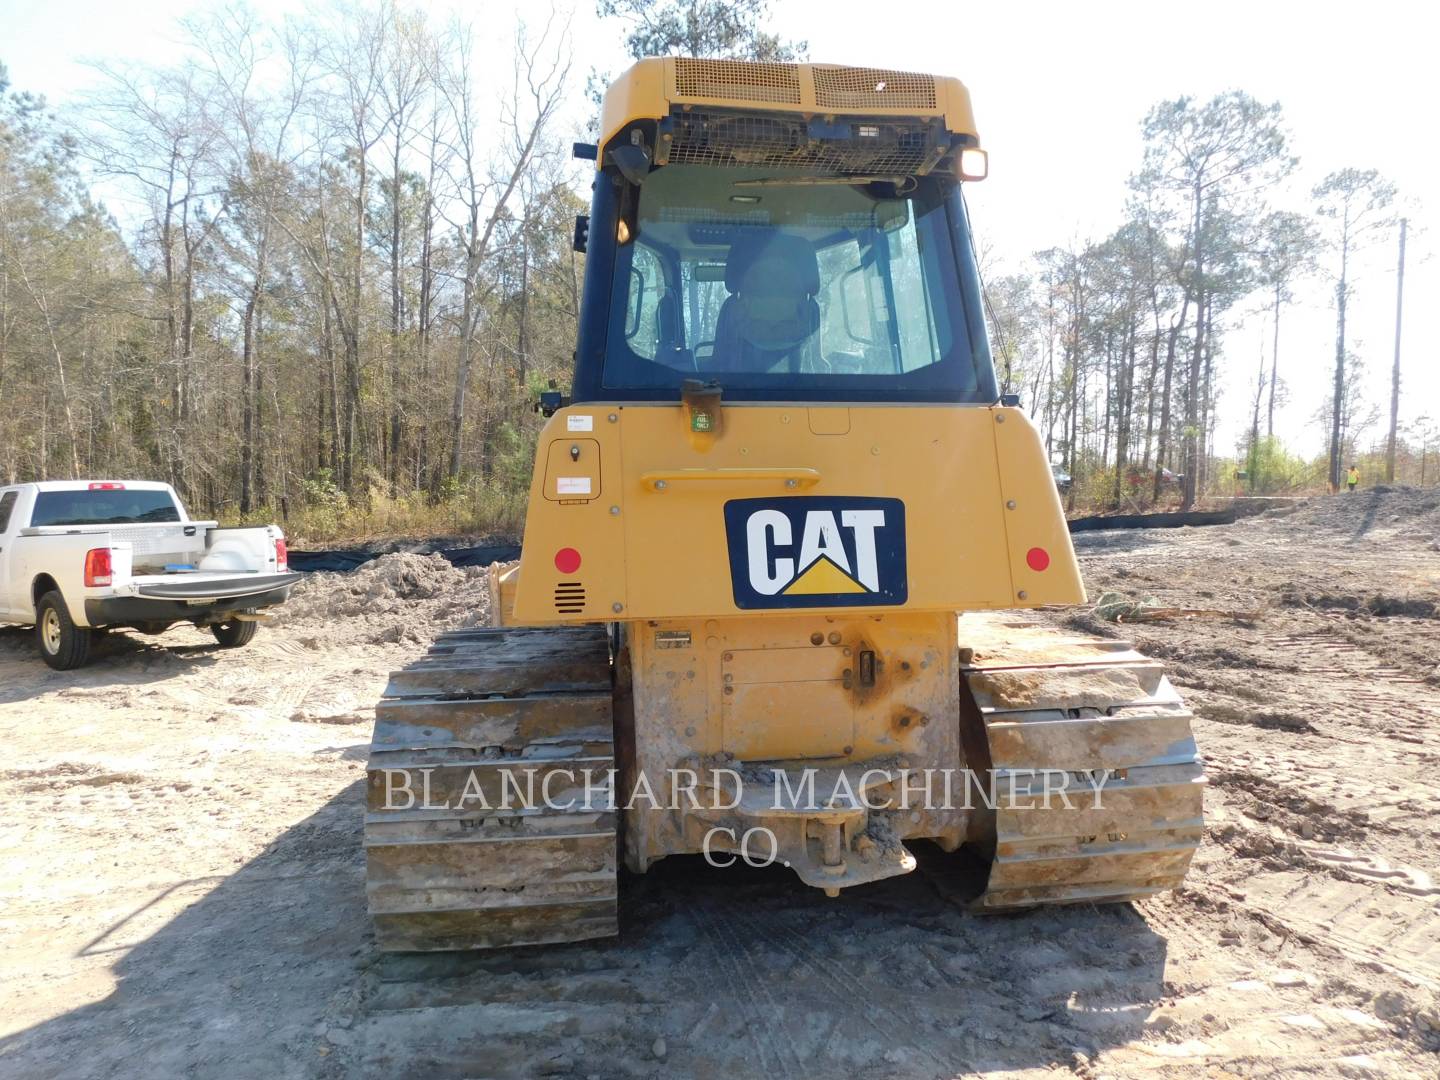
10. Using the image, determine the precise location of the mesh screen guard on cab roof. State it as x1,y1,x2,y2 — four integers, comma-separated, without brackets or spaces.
657,109,956,177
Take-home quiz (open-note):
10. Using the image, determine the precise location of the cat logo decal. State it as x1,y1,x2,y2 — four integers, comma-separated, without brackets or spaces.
723,497,907,609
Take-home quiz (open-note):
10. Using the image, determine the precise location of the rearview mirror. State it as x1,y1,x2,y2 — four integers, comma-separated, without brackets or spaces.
608,144,651,186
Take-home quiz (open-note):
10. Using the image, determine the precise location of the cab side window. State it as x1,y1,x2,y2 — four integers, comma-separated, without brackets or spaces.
817,238,882,369
886,212,949,372
0,491,17,533
624,244,663,360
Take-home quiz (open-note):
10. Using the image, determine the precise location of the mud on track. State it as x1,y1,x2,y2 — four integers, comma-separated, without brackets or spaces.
1,492,1438,1077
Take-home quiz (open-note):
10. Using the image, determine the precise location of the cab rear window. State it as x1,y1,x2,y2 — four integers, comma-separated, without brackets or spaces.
30,489,181,527
597,165,989,401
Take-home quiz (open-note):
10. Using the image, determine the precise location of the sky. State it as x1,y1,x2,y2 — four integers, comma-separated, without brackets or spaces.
3,0,1433,461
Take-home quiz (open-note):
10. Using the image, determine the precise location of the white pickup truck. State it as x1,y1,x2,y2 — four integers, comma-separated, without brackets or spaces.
0,480,301,669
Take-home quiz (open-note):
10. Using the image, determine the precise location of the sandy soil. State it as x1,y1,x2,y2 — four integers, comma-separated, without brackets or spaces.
1,493,1438,1078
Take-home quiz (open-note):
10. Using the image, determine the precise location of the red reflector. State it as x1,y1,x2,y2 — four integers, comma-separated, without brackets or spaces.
85,547,114,587
88,482,125,491
554,547,582,574
275,537,288,571
1026,547,1051,572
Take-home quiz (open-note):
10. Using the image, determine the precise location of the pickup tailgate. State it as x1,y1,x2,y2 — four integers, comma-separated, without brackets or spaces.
130,571,302,602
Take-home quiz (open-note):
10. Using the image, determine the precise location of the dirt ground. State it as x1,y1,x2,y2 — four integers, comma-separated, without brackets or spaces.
2,490,1439,1079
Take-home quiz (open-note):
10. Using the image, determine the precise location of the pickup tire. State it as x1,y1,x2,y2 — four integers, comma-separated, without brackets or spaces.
212,619,258,649
36,591,91,671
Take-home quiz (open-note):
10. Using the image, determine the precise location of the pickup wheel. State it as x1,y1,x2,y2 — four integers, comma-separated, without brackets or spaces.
36,591,92,671
212,619,258,649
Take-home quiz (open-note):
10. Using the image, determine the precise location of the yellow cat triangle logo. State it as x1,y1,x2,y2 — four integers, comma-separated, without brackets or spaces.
783,555,867,596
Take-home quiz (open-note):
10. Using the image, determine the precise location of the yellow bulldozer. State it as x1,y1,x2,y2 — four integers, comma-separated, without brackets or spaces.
363,58,1205,951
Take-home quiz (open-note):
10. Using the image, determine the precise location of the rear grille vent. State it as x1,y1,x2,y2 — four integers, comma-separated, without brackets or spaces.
667,109,945,176
674,58,801,105
812,66,937,110
554,582,586,614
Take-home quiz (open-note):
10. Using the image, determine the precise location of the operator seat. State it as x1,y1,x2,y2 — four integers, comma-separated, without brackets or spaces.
711,232,822,374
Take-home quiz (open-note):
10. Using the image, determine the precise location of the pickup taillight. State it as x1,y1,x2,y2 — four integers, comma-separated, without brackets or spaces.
274,537,288,571
85,548,113,587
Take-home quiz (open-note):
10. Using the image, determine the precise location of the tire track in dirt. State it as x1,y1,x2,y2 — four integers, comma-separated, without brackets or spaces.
687,899,803,1078
729,903,960,1075
1203,842,1440,992
1133,892,1424,1069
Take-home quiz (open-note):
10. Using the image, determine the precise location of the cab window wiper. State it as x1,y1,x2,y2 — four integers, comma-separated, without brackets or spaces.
733,175,909,187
